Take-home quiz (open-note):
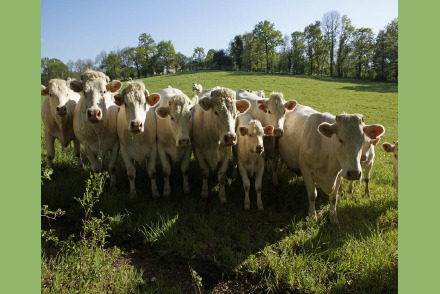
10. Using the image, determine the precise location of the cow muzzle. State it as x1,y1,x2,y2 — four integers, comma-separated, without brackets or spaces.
224,133,237,146
255,145,264,154
178,138,191,148
56,106,67,117
273,128,284,137
87,109,102,123
360,155,367,162
130,121,143,133
345,169,362,181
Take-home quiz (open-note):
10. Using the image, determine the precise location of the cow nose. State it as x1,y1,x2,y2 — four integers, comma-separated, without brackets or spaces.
274,129,284,137
256,145,264,153
360,155,366,162
87,109,102,122
178,138,190,147
130,121,143,131
224,133,237,146
346,170,362,180
56,106,67,116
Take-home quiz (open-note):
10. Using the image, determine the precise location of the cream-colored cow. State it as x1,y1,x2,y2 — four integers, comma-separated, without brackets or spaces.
41,79,83,169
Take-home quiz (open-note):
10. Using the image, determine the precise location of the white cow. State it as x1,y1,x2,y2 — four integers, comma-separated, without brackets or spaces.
113,81,161,197
278,104,385,223
155,86,198,197
246,89,265,98
41,79,83,169
69,70,122,187
382,141,398,191
234,114,273,210
236,89,296,185
192,82,203,96
193,87,250,203
346,137,381,198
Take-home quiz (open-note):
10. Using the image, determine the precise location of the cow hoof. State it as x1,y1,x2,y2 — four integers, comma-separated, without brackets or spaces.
201,192,208,199
219,198,227,205
258,205,264,211
244,204,250,211
163,191,170,198
130,191,137,198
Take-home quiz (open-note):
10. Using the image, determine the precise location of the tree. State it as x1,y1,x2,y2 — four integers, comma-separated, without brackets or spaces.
213,49,233,70
229,35,244,70
304,21,322,75
385,18,398,80
336,15,354,77
241,32,255,72
373,30,389,80
156,40,176,73
322,10,341,77
175,52,189,71
352,28,374,78
41,57,69,85
138,33,157,75
291,31,306,74
192,47,205,70
101,52,122,80
252,20,283,72
205,49,216,69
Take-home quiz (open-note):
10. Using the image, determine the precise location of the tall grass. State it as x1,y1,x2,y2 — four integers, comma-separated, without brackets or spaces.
41,71,398,293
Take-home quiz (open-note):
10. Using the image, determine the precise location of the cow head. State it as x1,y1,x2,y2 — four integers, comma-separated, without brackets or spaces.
114,82,160,134
360,137,381,162
382,140,398,167
256,92,296,136
156,93,197,147
41,79,73,119
70,75,122,124
199,88,250,146
239,120,273,154
318,114,385,181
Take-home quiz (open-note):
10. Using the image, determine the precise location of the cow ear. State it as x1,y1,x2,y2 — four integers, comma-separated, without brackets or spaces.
69,79,83,93
199,97,212,111
236,99,250,113
106,80,122,93
155,107,169,118
371,137,381,146
284,100,297,111
257,100,267,113
239,126,248,136
41,85,49,96
264,125,274,136
318,122,335,138
147,93,161,106
144,89,150,97
114,93,124,106
381,142,394,153
364,124,385,139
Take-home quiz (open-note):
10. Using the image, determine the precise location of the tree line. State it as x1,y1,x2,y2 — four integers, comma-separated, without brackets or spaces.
41,11,398,85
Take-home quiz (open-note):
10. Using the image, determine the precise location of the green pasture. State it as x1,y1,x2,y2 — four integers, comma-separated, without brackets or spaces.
41,71,398,293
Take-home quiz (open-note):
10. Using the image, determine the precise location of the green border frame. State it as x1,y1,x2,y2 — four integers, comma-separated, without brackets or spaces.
0,1,40,292
2,0,435,292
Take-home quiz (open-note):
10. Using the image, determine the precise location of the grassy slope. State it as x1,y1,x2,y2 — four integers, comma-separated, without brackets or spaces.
41,71,398,293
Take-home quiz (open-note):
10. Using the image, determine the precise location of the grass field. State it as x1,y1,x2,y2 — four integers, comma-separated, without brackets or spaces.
41,71,398,293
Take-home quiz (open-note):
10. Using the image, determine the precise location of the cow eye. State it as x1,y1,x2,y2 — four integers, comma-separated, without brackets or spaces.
214,111,219,116
188,115,191,120
103,90,107,94
283,110,286,114
124,103,127,107
171,116,174,121
339,139,343,143
268,110,271,114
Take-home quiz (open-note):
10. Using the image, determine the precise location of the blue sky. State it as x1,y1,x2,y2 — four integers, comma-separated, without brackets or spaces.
41,0,398,64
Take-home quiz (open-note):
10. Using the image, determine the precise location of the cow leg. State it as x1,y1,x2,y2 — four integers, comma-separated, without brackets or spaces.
329,172,342,224
120,148,136,197
348,180,354,194
255,163,264,211
108,141,120,188
195,149,209,198
73,138,84,170
231,145,239,178
181,147,192,195
238,162,251,210
147,146,159,199
44,131,55,168
302,169,317,220
84,145,102,173
271,157,279,187
158,146,171,198
218,151,230,204
363,162,372,198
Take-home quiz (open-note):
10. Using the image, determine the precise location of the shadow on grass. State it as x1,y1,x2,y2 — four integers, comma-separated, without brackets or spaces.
41,152,397,292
